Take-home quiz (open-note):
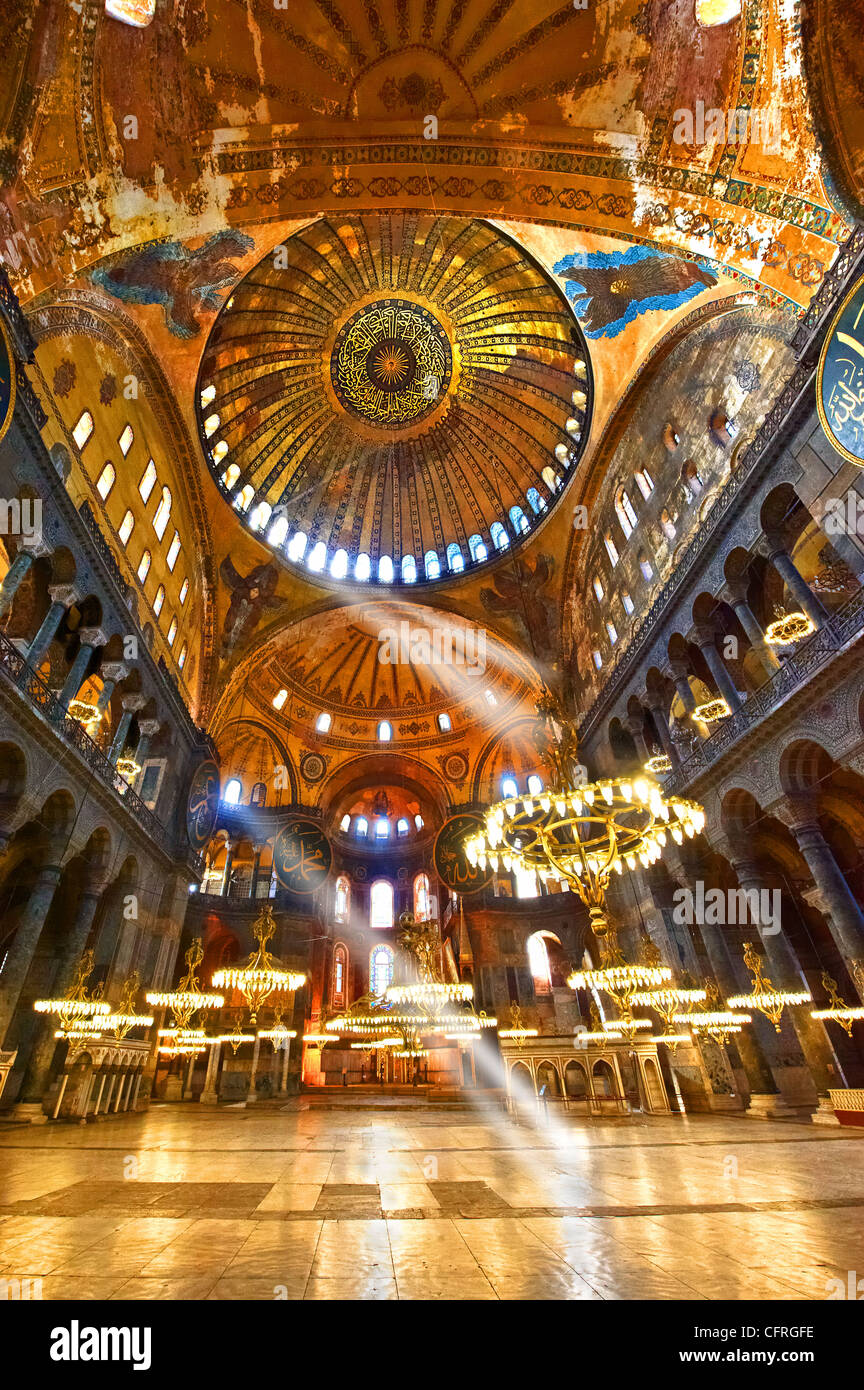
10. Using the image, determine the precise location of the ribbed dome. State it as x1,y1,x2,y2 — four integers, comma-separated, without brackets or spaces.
196,213,592,586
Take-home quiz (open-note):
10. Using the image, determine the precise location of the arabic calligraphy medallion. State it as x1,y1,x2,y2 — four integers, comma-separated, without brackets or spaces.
818,273,864,466
433,813,493,896
186,761,220,850
273,819,333,894
330,298,452,430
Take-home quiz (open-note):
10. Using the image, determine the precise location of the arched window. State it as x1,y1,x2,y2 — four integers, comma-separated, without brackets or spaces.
592,649,603,670
250,500,272,533
468,533,487,562
250,781,266,806
377,720,392,742
273,688,288,710
490,522,509,551
212,441,228,466
370,942,394,995
222,463,241,491
370,882,394,931
287,531,307,562
606,620,618,645
118,510,134,546
316,711,332,733
660,508,677,541
307,541,327,572
622,592,634,615
526,488,543,515
527,774,543,795
178,643,188,670
424,550,441,580
509,505,529,534
153,487,172,540
355,816,368,838
515,865,538,899
414,872,431,921
224,778,242,805
414,814,424,830
339,813,351,832
446,542,464,573
375,818,390,840
73,411,94,450
592,575,604,602
541,466,559,494
166,532,181,570
96,463,115,499
401,554,417,583
334,876,350,923
378,554,394,583
137,550,151,583
167,617,178,647
268,516,289,548
333,943,348,1006
203,412,220,438
604,532,619,567
235,486,254,514
527,932,553,992
615,489,638,538
355,552,371,581
397,817,409,837
153,585,165,617
638,551,654,581
139,459,157,502
634,469,654,500
502,775,518,798
437,712,451,732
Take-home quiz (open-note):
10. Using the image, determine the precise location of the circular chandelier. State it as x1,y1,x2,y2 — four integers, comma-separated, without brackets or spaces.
677,1011,749,1044
810,971,864,1036
765,609,815,647
466,774,704,939
692,698,729,724
630,986,706,1037
147,939,224,1031
212,905,305,1024
727,943,811,1032
644,754,672,775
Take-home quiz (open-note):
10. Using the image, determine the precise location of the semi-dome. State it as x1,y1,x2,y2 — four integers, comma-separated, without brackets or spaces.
196,213,592,587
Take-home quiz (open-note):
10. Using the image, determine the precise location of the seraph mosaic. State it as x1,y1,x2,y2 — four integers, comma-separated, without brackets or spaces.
553,246,717,339
91,230,255,337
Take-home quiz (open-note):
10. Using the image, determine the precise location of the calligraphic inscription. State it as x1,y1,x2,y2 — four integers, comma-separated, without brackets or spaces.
186,760,220,850
330,298,452,429
273,818,332,894
0,319,16,446
818,273,864,466
433,813,493,896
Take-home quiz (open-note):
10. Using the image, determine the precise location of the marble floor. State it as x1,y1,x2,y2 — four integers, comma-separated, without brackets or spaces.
1,1097,863,1301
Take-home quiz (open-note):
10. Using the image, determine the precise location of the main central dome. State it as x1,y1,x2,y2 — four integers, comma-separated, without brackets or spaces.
197,214,592,587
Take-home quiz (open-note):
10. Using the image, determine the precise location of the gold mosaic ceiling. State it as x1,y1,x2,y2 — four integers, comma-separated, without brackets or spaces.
196,213,591,584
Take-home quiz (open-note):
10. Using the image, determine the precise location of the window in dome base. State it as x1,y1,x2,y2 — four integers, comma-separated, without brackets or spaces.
316,711,332,733
273,688,288,711
355,552,371,581
424,550,441,580
378,554,394,584
490,522,509,551
73,411,94,450
502,775,518,798
401,554,417,583
377,720,392,742
437,712,451,733
96,463,115,500
355,816,369,838
287,531,308,562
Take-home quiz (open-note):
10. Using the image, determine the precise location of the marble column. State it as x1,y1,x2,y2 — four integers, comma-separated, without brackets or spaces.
0,859,64,1046
694,625,744,711
250,844,264,900
666,660,700,717
109,710,135,764
784,801,864,987
13,885,104,1112
221,843,235,897
645,695,680,768
26,589,75,670
625,712,650,763
0,549,35,620
58,628,106,712
725,583,780,680
764,535,829,630
133,718,160,773
728,844,842,1094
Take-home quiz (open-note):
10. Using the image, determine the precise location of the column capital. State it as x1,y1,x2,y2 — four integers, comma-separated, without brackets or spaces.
48,582,81,606
724,578,752,608
121,693,148,712
774,793,821,835
665,659,691,682
18,535,53,559
101,662,128,682
759,531,787,561
692,623,719,649
137,718,161,737
77,626,109,647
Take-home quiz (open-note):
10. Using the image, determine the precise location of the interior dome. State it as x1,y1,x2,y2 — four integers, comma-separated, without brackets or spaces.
196,213,592,587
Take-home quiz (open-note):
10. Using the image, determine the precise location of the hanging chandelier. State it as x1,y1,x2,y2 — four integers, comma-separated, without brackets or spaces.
35,950,111,1033
497,1004,539,1045
810,971,864,1036
212,904,305,1024
644,754,672,775
147,938,224,1031
764,608,815,647
217,1016,257,1054
677,1011,750,1044
727,942,811,1032
691,698,729,724
630,986,706,1036
101,971,154,1039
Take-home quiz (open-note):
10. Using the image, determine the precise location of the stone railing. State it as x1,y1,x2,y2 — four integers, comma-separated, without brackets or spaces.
664,585,864,792
0,627,173,851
